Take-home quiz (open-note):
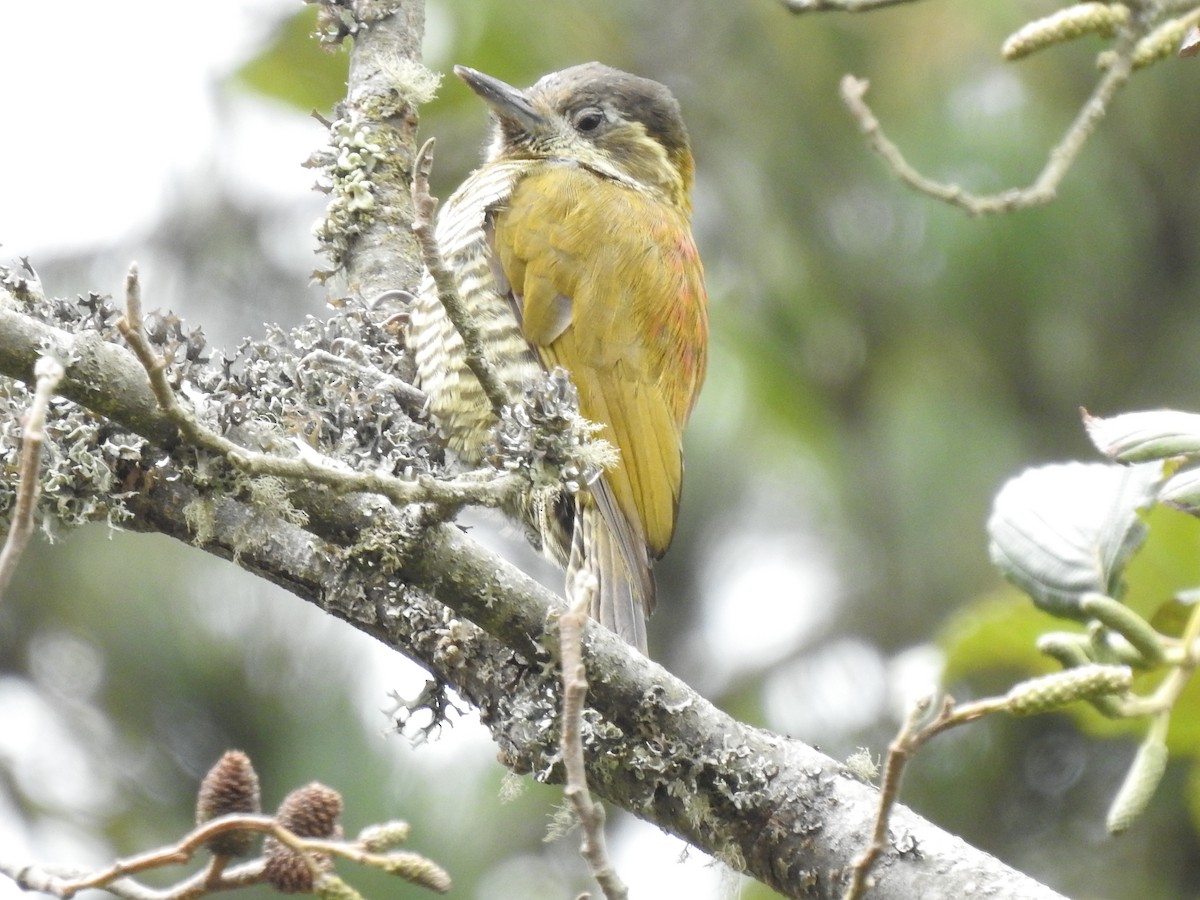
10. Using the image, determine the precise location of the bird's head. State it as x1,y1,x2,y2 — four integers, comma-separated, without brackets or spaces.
455,62,695,212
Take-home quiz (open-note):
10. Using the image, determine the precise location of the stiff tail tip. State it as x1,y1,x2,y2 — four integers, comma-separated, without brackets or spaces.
567,506,651,654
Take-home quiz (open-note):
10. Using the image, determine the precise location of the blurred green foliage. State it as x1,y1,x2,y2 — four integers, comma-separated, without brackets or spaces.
233,6,350,113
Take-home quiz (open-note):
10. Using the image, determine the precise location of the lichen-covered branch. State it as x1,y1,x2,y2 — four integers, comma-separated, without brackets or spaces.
0,287,1068,895
116,264,520,515
310,0,435,306
115,463,1067,899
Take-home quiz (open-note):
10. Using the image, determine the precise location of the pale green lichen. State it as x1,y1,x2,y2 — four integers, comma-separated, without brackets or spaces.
376,57,441,108
311,114,387,275
184,496,218,545
844,747,879,783
0,377,144,537
0,261,442,556
490,367,619,501
498,772,526,803
544,801,577,841
246,475,309,527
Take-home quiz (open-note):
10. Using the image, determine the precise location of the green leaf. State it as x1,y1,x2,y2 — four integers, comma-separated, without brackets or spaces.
1085,409,1200,462
1149,591,1200,638
1160,461,1200,514
940,589,1055,684
1120,504,1200,622
987,462,1161,619
231,8,350,113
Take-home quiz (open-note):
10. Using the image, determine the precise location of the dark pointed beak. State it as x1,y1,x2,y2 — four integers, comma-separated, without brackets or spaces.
454,65,546,131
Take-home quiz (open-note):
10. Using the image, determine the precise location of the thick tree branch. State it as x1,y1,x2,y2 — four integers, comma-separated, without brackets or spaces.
0,301,179,446
0,301,1064,895
115,458,1065,899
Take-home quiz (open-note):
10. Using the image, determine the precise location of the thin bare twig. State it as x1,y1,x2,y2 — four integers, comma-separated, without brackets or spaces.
114,264,520,513
52,815,278,895
0,355,64,601
840,28,1138,215
410,137,511,416
843,692,1024,899
559,605,627,900
843,696,937,900
4,862,265,900
4,812,450,899
4,818,269,900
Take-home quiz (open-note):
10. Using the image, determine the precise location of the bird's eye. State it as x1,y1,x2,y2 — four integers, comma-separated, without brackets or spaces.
572,108,605,133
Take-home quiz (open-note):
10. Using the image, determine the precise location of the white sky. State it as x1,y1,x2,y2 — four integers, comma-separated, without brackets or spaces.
0,0,304,257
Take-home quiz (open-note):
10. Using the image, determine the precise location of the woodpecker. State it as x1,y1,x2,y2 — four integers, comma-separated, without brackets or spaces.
409,63,708,653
